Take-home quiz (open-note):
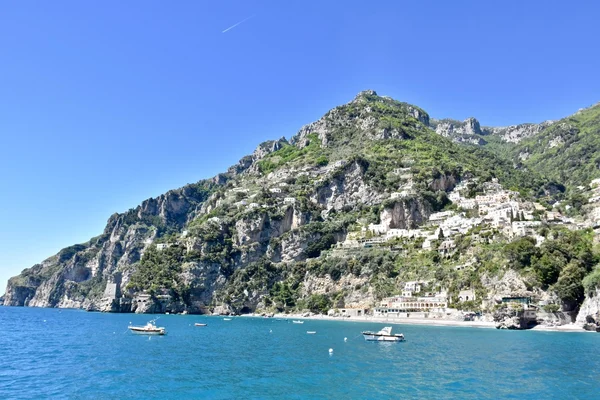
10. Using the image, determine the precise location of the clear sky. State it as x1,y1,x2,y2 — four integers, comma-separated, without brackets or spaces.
1,0,599,292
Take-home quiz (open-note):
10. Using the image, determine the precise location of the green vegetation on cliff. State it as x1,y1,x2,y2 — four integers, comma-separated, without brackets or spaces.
516,104,600,189
6,91,600,321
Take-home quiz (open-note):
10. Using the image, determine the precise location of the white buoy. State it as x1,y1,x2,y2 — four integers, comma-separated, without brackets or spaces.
270,329,272,333
43,320,46,323
344,337,347,342
329,348,333,354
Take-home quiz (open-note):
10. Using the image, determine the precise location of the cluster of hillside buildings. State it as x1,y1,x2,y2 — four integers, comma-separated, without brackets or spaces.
328,280,479,318
334,178,585,256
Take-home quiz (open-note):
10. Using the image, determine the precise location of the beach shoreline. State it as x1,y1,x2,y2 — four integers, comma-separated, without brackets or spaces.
242,313,591,333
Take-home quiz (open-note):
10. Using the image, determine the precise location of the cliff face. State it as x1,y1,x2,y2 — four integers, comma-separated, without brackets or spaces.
576,289,600,330
5,91,600,319
430,117,486,146
4,184,215,309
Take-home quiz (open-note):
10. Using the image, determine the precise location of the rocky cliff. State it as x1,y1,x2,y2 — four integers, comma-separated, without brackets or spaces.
576,289,600,331
4,91,600,322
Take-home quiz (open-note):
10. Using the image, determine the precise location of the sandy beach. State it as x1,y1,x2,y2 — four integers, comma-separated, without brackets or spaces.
243,313,592,333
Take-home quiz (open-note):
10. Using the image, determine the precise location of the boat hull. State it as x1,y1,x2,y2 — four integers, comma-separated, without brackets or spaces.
129,327,165,335
362,334,403,342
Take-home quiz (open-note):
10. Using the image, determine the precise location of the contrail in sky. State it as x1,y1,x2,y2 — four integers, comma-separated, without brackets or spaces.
222,15,255,33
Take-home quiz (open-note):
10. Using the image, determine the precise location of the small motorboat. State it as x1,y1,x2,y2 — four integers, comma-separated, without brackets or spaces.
223,318,232,321
195,323,207,327
361,326,405,342
306,331,316,334
129,319,166,335
292,320,304,324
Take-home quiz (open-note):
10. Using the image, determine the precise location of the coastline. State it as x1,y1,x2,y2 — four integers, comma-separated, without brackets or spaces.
242,313,591,333
273,313,496,329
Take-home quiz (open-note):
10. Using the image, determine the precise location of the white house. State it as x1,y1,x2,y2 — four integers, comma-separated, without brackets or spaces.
429,211,455,222
458,290,476,302
368,223,389,234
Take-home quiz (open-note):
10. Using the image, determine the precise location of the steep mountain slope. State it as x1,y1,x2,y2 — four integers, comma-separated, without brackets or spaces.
5,91,600,324
515,103,600,189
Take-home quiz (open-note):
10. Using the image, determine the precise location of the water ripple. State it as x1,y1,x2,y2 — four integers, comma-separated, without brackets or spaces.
1,308,599,399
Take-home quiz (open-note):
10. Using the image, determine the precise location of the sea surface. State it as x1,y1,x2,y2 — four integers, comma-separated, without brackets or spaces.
1,307,599,399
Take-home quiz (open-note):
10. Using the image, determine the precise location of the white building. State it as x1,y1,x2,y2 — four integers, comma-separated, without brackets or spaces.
438,240,456,256
368,223,389,234
512,221,542,237
269,188,282,194
283,197,296,204
429,211,455,222
476,192,510,205
458,199,478,209
385,229,428,240
374,294,448,316
404,281,424,293
458,290,476,302
449,191,461,202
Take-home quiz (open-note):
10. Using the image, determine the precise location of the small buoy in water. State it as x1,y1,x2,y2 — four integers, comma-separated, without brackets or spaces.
344,337,347,342
329,348,333,354
270,329,272,333
43,320,46,323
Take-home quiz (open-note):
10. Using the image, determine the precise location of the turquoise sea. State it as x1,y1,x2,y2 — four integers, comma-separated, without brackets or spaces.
0,307,599,399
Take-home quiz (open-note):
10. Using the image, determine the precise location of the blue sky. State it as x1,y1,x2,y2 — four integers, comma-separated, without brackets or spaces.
1,0,599,291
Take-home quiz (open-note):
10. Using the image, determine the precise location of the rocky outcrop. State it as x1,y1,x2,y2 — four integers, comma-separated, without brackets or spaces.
535,311,574,327
480,269,532,302
312,161,385,211
380,198,432,230
576,289,600,330
431,116,554,145
483,121,554,143
493,307,536,329
291,90,430,147
300,273,373,308
430,117,486,145
229,138,289,175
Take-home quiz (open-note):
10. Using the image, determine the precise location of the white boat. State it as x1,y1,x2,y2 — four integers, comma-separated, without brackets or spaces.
129,319,166,335
307,331,316,334
362,326,405,342
223,318,232,321
194,323,207,327
292,320,304,324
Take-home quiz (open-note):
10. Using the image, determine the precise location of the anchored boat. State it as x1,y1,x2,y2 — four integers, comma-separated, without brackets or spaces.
194,323,207,327
292,320,304,324
361,326,405,342
129,319,166,335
